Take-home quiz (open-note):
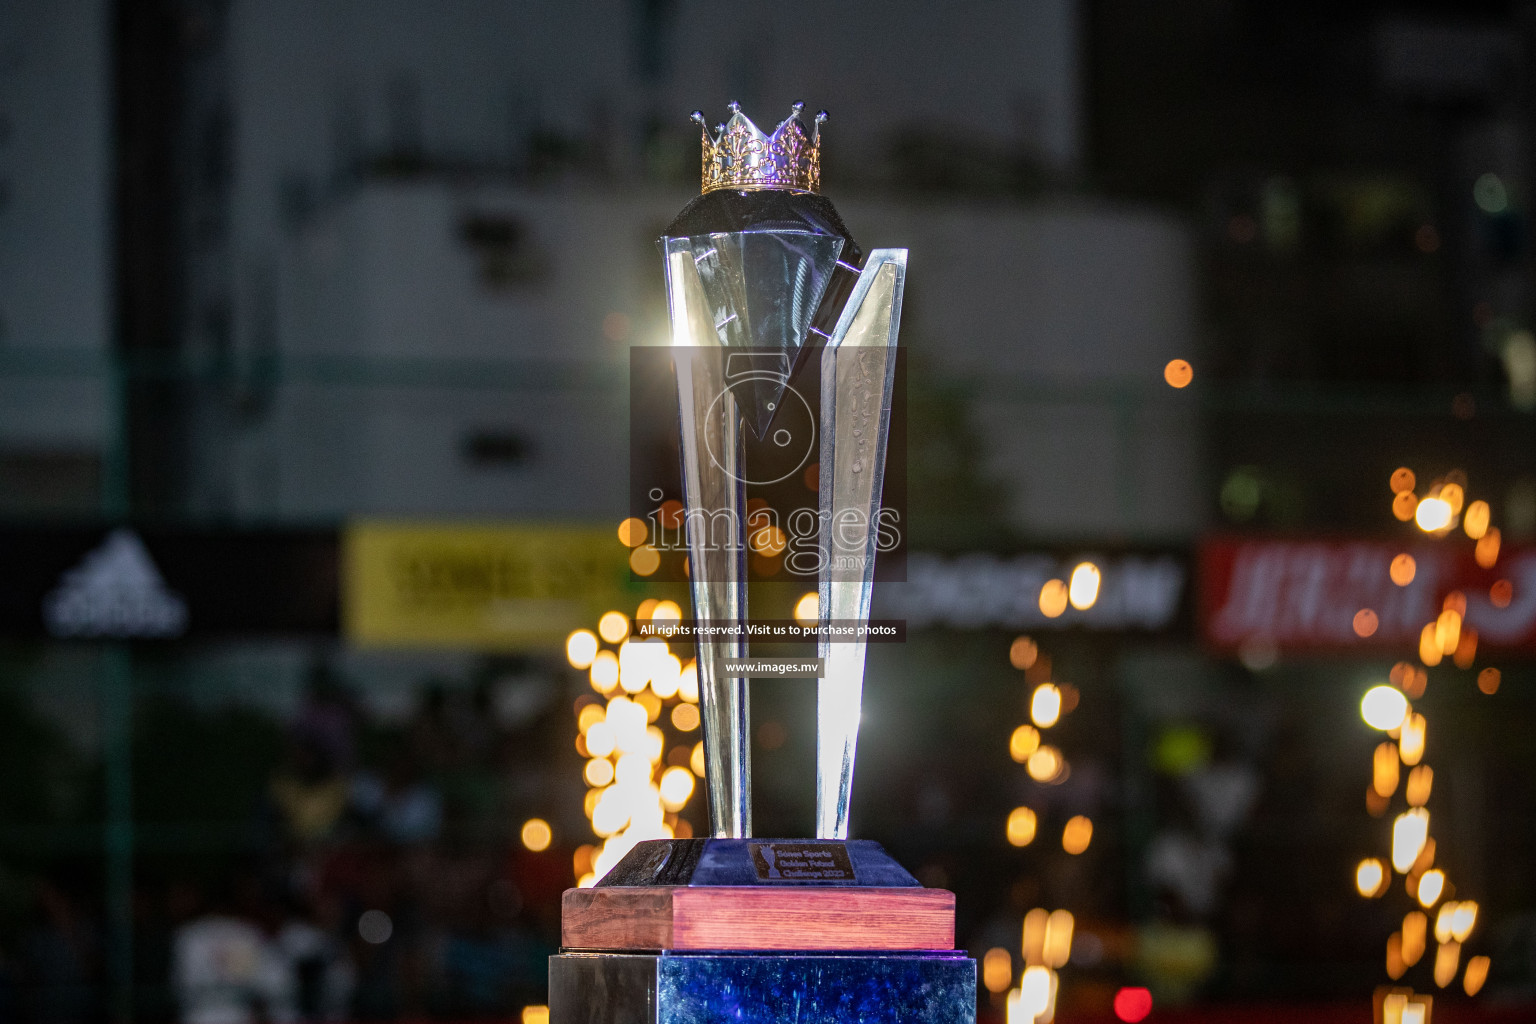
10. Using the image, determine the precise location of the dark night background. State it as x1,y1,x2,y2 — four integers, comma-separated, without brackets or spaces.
3,0,1536,1021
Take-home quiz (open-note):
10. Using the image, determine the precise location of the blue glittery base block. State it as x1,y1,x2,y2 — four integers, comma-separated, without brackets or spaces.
549,950,976,1024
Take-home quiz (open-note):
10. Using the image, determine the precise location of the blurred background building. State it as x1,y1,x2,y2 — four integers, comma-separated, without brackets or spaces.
2,0,1536,1022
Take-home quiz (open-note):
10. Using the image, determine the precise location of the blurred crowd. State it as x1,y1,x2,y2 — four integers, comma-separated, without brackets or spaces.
0,670,568,1024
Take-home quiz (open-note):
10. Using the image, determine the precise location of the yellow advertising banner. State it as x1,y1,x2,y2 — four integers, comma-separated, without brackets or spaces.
343,521,632,651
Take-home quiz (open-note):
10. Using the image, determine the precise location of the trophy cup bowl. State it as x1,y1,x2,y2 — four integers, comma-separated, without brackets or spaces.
549,104,976,1024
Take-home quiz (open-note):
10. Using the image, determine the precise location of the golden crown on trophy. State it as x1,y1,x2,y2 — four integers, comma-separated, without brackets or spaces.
692,102,826,194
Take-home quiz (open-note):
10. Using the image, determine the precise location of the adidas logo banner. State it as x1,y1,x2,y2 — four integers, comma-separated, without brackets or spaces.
43,529,189,639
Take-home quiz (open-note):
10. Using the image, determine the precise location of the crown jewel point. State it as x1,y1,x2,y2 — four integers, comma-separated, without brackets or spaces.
694,103,825,195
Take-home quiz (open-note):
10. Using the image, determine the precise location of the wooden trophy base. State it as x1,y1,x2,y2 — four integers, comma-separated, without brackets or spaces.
563,884,955,951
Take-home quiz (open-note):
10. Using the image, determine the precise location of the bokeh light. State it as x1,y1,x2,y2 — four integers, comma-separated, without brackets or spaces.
1417,868,1446,908
1010,725,1041,763
1390,553,1416,586
520,818,553,852
585,721,616,758
1006,806,1037,847
1031,684,1062,728
793,591,819,627
1464,499,1491,539
1164,359,1193,388
1393,661,1428,699
1475,172,1509,213
1361,686,1409,730
1386,933,1405,979
659,766,696,811
1022,907,1048,963
584,758,615,787
590,650,621,693
598,610,630,643
1476,527,1502,568
1038,579,1069,618
1062,815,1093,854
1465,955,1492,996
1434,938,1461,988
1373,742,1399,798
617,517,648,547
1113,987,1153,1023
1027,746,1064,783
1419,623,1443,667
1068,562,1101,610
1435,607,1462,656
1451,901,1478,942
629,545,661,575
650,655,682,699
1391,468,1416,493
1406,765,1433,807
1014,966,1056,1024
566,629,599,669
1009,636,1039,670
1353,608,1379,637
671,703,700,731
982,947,1013,994
1392,809,1430,873
1402,911,1427,966
1399,712,1426,766
1043,909,1074,968
1356,857,1386,897
1415,496,1452,532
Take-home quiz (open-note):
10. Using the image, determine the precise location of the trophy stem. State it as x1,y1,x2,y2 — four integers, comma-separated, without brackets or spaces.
816,644,867,839
667,248,753,838
815,252,906,840
695,639,751,837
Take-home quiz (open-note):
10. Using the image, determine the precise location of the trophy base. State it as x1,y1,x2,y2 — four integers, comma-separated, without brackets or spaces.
568,838,949,951
548,950,976,1024
554,839,974,1021
563,885,954,951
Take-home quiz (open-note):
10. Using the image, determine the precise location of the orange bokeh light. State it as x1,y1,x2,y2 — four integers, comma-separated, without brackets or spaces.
1354,609,1379,637
1164,359,1193,388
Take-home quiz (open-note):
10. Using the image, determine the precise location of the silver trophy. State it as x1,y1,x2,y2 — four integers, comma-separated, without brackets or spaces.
659,104,906,839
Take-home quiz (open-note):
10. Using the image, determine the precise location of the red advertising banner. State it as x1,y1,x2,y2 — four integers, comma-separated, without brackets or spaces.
1199,536,1536,654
